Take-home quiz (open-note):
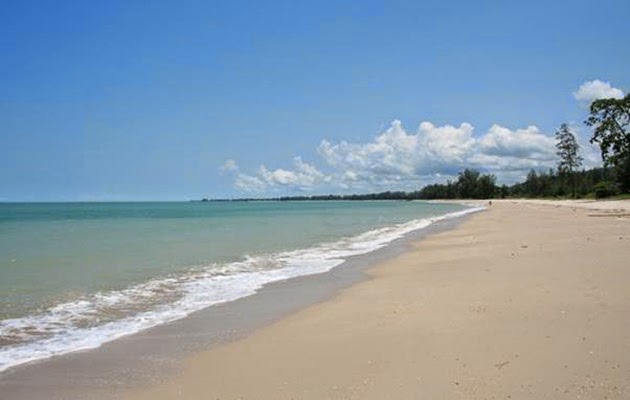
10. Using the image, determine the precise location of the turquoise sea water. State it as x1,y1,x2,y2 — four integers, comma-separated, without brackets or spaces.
0,201,478,372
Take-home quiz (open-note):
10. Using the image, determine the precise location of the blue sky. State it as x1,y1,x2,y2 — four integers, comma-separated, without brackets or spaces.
1,0,628,200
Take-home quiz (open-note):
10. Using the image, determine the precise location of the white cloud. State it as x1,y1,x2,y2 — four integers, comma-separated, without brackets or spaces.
418,121,475,168
573,79,624,102
235,157,327,192
234,173,266,192
318,120,557,184
317,120,475,183
476,125,555,160
230,119,572,193
219,159,239,172
258,166,298,185
318,120,419,178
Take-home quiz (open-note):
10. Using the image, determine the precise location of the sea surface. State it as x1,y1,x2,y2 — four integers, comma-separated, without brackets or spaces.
0,200,479,372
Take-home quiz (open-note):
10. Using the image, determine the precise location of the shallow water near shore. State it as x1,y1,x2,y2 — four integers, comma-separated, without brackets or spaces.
0,201,479,374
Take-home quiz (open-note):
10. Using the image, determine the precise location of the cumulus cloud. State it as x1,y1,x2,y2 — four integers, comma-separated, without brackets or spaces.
235,157,327,192
319,120,556,184
317,120,476,184
573,79,624,102
230,119,564,193
234,173,266,192
477,125,552,157
219,159,239,172
318,120,422,178
418,121,476,168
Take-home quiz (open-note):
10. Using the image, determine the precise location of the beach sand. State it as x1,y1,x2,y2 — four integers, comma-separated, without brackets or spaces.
127,200,630,399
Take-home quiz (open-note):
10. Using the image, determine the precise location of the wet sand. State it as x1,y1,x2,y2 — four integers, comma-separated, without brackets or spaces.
127,200,630,399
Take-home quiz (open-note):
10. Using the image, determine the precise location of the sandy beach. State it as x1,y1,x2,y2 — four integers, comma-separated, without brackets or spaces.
125,200,630,400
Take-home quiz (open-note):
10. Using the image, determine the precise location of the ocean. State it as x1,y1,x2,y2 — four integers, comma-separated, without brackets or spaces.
0,200,479,372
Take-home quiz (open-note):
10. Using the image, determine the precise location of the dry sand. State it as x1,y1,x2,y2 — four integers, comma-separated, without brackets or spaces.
127,200,630,399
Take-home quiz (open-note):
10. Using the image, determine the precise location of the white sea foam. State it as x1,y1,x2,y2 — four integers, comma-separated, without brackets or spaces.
0,206,483,373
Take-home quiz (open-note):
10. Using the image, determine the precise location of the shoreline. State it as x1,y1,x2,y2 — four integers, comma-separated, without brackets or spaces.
126,199,630,399
0,204,479,399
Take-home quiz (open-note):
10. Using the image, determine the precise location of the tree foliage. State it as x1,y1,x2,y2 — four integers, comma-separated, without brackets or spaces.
555,123,582,197
456,169,481,198
555,124,582,174
586,94,630,167
415,169,498,199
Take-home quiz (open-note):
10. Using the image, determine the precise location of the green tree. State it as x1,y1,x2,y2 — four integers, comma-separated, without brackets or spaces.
499,184,509,198
555,123,582,197
586,94,630,167
456,169,480,198
617,156,630,193
477,174,497,198
524,169,540,197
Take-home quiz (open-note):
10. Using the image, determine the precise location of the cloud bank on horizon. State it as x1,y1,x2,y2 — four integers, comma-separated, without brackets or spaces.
223,79,624,195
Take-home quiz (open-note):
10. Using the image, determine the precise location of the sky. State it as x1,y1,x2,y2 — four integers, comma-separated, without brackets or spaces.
1,0,629,201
